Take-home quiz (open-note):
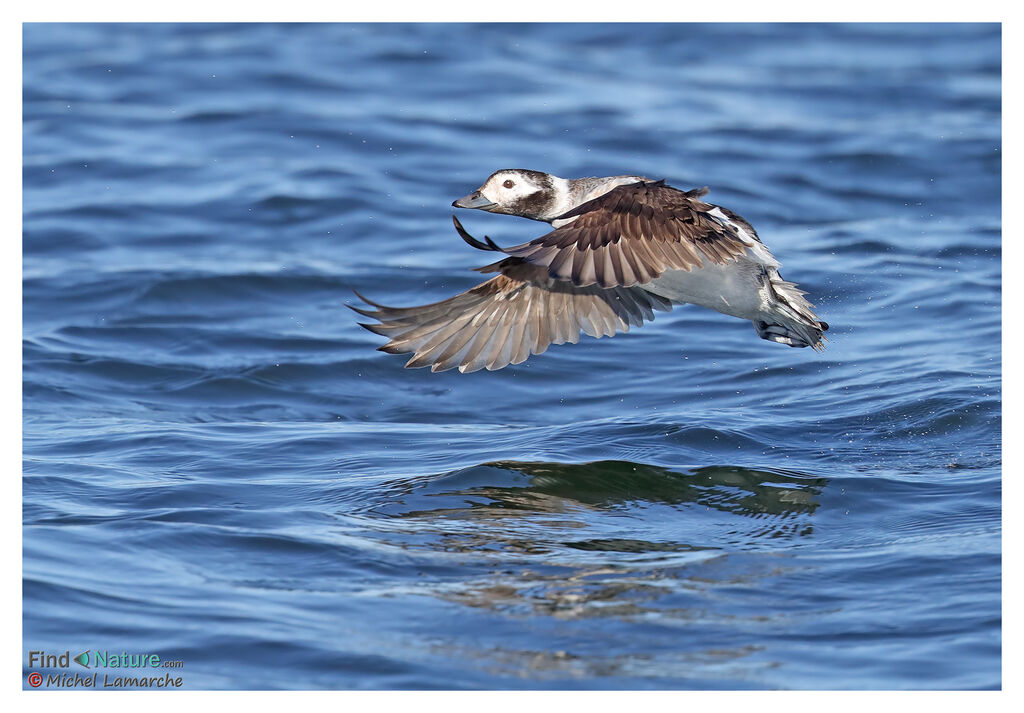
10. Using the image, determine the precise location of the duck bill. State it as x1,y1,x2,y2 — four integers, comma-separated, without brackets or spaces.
452,191,497,210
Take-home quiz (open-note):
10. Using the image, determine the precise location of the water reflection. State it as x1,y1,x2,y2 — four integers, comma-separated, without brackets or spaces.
362,460,828,635
423,639,769,686
373,459,827,529
347,460,831,680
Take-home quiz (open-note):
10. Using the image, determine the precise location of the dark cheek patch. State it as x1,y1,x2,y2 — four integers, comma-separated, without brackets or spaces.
512,192,552,219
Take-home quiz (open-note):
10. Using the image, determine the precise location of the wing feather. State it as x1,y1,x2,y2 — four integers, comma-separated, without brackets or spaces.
501,181,750,288
353,259,671,372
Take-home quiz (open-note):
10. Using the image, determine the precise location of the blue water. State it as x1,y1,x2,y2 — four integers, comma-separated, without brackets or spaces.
23,23,1001,689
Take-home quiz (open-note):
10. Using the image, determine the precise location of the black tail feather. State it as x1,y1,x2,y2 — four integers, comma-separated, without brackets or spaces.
452,215,503,252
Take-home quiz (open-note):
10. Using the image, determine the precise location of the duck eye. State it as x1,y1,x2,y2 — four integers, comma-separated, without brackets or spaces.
502,179,515,188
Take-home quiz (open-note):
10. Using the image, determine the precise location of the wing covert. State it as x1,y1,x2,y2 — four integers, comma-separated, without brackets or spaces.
501,181,752,288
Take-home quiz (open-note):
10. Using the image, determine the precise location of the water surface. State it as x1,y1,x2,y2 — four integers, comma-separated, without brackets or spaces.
23,23,1001,689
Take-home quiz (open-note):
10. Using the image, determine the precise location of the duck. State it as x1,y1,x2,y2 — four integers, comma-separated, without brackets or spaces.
352,169,828,373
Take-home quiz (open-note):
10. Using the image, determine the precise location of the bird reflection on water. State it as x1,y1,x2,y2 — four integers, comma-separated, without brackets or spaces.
364,460,828,681
375,460,825,537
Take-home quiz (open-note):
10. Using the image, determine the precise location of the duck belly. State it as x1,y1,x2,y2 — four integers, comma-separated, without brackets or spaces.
643,261,769,321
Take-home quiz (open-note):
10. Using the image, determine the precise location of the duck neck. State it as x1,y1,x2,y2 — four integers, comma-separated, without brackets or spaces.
562,175,649,214
539,176,576,224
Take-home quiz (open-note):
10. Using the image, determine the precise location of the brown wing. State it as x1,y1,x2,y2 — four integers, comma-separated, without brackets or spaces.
351,259,672,373
501,181,751,288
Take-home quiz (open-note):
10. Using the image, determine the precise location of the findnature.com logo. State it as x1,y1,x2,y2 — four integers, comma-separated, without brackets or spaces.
26,649,185,689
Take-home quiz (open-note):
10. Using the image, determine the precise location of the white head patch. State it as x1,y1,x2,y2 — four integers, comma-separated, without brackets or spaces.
478,170,549,206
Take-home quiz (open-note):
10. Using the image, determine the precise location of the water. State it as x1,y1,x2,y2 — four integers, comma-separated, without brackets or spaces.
23,23,1001,689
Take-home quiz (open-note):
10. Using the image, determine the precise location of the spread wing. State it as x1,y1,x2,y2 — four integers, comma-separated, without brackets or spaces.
501,181,751,288
351,259,672,373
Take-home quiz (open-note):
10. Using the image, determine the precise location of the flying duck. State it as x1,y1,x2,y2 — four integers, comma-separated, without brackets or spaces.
352,169,828,373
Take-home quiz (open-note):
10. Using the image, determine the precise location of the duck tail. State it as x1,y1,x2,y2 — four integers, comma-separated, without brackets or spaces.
755,271,829,350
